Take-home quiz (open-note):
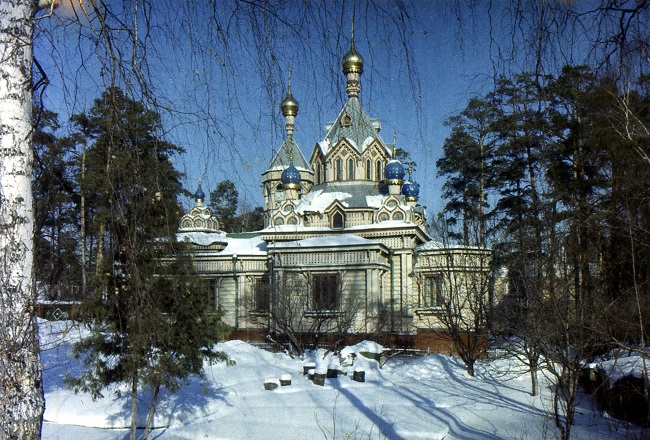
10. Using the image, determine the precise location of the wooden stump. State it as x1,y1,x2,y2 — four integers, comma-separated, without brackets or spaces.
280,374,292,386
264,378,280,390
303,362,316,375
313,372,325,386
326,368,338,378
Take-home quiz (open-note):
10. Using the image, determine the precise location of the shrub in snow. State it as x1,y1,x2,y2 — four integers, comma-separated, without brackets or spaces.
264,378,280,390
584,355,650,426
341,341,384,364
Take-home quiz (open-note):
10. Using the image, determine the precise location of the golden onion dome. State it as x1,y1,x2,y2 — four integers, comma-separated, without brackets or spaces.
280,90,299,117
342,45,364,74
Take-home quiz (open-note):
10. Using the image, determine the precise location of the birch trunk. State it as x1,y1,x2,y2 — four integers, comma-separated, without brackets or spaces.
0,0,45,438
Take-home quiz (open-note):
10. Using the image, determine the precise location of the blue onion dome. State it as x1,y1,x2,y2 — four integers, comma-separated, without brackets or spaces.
280,89,299,117
281,163,301,189
342,44,364,74
384,159,406,182
402,180,420,199
193,183,206,204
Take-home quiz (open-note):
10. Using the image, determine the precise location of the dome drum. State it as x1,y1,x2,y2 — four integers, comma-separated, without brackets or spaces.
280,91,299,117
342,47,364,74
281,164,301,185
384,160,406,180
402,181,420,203
282,182,300,191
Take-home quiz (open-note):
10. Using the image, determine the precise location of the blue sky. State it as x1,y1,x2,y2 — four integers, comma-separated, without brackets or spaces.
35,2,513,218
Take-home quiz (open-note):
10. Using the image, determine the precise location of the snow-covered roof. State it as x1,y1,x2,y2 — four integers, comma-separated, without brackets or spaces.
416,240,445,251
295,181,386,214
320,97,391,156
177,231,227,246
267,234,381,249
177,232,267,255
220,235,268,255
265,136,313,173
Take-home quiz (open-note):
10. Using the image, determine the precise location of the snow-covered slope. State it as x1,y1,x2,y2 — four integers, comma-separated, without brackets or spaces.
40,320,642,439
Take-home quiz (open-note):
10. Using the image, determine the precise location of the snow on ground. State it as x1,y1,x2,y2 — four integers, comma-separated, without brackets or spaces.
40,320,644,439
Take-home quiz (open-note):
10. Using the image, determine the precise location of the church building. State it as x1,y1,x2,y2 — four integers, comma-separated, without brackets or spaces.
177,41,492,351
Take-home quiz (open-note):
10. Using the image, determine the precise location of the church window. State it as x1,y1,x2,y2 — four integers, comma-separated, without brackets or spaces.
312,274,339,310
274,217,284,226
341,113,353,128
287,216,298,225
393,211,404,221
386,200,398,208
283,204,294,213
252,276,270,313
203,279,219,310
378,212,389,222
375,160,383,181
335,159,343,181
422,276,442,308
322,164,327,182
332,211,344,229
347,158,355,180
316,162,321,184
365,160,372,180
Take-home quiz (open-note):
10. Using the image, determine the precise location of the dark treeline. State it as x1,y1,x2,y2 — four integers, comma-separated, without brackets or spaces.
437,65,650,438
33,87,232,440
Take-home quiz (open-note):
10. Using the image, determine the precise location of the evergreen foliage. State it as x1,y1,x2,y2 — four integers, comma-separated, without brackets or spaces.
438,65,650,439
64,88,231,440
32,108,81,300
209,180,238,232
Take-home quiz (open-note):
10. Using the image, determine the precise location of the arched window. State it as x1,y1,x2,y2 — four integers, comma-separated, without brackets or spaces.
393,211,404,221
322,164,326,182
365,159,372,180
332,211,344,229
274,217,284,226
347,158,355,180
335,159,343,181
375,160,383,181
315,162,321,184
287,216,298,225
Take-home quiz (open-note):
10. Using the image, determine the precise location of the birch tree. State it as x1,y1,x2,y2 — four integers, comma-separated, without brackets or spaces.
0,0,57,437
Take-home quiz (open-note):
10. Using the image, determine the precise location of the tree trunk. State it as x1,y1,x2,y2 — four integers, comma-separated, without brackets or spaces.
0,1,45,438
143,383,161,440
130,371,138,440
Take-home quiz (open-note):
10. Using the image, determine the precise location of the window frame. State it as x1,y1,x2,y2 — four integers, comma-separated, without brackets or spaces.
311,273,339,311
347,158,355,180
252,276,270,314
332,211,344,229
421,275,443,309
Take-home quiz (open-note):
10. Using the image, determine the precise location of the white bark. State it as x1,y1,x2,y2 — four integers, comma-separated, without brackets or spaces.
0,0,44,438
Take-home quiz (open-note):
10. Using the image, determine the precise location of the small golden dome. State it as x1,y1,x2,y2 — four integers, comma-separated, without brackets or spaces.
342,45,364,74
280,90,299,117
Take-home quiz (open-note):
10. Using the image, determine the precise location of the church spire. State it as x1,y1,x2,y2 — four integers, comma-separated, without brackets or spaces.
342,15,364,98
280,67,299,138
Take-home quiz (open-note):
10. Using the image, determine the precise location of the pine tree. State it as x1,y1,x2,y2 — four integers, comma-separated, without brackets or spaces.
66,88,231,440
437,97,501,247
32,108,80,301
209,180,238,232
